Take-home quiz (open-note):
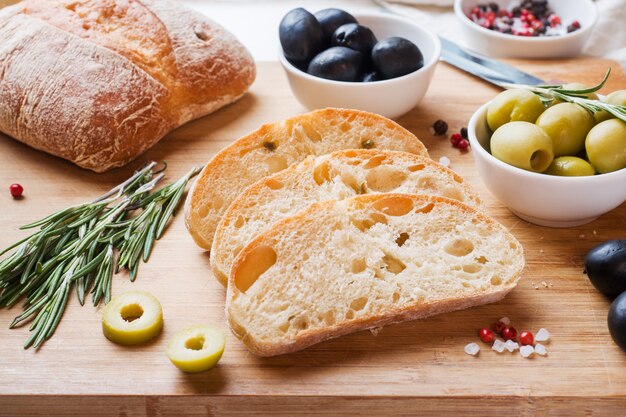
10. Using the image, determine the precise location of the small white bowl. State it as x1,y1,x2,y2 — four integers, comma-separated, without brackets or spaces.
454,0,597,58
278,13,441,119
468,102,626,228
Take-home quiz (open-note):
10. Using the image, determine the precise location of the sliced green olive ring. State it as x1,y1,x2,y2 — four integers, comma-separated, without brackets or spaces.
102,291,163,345
166,325,226,373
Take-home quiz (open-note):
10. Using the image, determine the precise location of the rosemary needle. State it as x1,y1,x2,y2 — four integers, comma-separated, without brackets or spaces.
0,162,200,349
502,68,626,123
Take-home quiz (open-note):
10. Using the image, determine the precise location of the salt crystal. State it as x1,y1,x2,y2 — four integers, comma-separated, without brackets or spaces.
541,281,548,288
535,328,550,342
499,316,511,326
464,342,480,356
520,345,534,358
504,340,519,352
439,156,451,167
534,343,547,356
492,339,506,353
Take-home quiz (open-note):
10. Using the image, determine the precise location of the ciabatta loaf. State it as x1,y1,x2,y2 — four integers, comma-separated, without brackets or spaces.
211,149,482,286
226,194,524,357
185,108,428,249
0,0,255,172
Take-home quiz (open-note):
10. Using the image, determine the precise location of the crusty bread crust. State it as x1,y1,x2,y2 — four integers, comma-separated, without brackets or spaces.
226,194,524,357
185,108,428,249
211,149,483,286
0,0,255,172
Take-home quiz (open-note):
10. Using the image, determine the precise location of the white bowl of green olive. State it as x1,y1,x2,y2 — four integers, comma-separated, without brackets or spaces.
468,88,626,228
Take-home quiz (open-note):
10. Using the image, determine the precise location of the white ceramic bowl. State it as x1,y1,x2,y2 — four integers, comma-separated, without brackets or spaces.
454,0,597,58
468,102,626,228
278,13,441,119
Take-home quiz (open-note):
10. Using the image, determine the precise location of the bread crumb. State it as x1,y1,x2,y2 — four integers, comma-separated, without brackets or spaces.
579,234,585,239
369,327,383,336
593,230,597,235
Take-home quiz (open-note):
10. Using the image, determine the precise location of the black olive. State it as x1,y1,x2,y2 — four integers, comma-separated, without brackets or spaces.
585,240,626,297
307,47,364,82
331,23,378,56
371,37,424,80
279,8,324,65
609,292,626,350
314,8,357,44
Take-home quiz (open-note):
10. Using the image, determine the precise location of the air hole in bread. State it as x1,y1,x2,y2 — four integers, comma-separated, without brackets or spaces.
301,122,322,142
344,150,357,158
278,322,290,333
340,122,352,132
345,310,355,320
234,215,246,228
323,311,336,325
194,25,209,41
392,292,401,303
295,317,309,330
212,195,224,210
509,242,518,249
313,161,331,185
351,258,367,273
383,253,406,274
375,130,383,137
347,160,360,166
463,264,481,273
302,253,310,261
408,164,425,172
350,213,387,232
444,239,474,257
265,178,284,190
395,232,410,247
372,196,414,216
418,177,435,190
265,155,288,173
340,172,363,194
452,173,464,184
442,187,463,202
361,139,375,149
365,166,408,192
364,155,387,169
475,256,488,264
491,276,503,285
234,245,277,293
415,203,435,214
263,141,277,151
350,297,368,311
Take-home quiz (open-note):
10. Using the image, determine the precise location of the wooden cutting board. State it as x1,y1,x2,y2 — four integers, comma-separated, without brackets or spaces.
0,59,625,417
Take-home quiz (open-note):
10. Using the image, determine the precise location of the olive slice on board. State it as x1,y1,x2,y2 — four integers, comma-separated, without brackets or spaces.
166,325,226,373
102,291,163,345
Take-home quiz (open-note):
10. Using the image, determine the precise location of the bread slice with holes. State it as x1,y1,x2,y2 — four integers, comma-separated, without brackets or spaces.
184,108,428,249
226,194,524,357
211,149,483,286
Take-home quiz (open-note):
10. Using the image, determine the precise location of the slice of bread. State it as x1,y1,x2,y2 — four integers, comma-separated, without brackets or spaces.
184,108,428,249
226,194,524,357
211,150,483,286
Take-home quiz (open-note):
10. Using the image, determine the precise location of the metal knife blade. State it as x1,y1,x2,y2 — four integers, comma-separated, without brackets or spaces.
440,37,545,87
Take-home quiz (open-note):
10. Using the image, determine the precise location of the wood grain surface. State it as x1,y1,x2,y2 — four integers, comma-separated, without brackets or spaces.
0,60,625,416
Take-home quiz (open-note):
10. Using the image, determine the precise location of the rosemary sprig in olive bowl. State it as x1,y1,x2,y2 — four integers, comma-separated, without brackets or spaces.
0,162,200,349
502,68,626,123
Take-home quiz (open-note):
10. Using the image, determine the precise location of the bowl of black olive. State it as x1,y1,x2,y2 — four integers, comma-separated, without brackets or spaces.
278,8,441,119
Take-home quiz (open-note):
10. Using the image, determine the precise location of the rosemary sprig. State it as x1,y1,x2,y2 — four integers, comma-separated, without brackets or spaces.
502,68,626,123
0,162,200,349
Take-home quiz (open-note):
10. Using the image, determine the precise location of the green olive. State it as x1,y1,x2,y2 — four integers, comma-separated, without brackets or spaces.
490,121,554,172
487,89,546,131
595,90,626,123
535,103,595,156
585,119,626,174
545,156,595,176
